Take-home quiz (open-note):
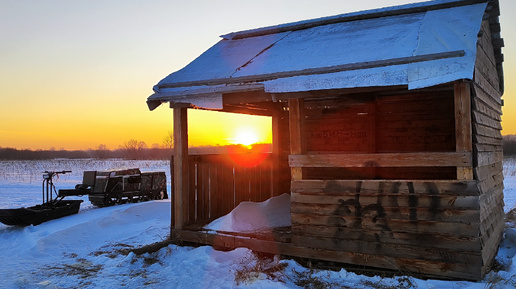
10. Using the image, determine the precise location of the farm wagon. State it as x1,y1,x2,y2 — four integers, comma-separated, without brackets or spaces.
146,0,505,280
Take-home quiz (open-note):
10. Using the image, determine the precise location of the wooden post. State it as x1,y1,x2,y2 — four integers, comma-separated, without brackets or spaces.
367,100,377,179
173,107,189,230
289,98,306,181
454,81,473,180
169,154,174,229
271,109,281,197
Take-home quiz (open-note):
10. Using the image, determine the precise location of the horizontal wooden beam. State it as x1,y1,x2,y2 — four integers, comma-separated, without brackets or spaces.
289,152,472,168
171,228,482,280
290,179,479,196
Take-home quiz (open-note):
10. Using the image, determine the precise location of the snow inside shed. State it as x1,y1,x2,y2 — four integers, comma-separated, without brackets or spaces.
205,193,291,233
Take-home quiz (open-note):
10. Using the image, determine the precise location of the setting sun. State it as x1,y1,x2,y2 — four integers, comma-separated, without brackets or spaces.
233,128,259,146
227,126,270,167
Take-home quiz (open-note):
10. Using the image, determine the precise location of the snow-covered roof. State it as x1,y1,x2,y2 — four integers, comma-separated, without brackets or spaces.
147,0,502,111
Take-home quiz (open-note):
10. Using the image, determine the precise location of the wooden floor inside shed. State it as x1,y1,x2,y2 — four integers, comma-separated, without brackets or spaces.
171,222,484,281
181,221,292,242
172,222,292,259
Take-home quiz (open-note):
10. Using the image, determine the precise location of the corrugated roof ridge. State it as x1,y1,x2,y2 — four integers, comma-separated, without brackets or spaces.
221,0,488,40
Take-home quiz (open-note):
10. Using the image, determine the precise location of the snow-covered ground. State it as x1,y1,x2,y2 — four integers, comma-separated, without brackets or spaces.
1,158,516,288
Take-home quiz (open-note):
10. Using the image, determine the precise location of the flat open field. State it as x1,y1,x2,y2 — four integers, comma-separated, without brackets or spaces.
0,159,170,212
0,158,515,288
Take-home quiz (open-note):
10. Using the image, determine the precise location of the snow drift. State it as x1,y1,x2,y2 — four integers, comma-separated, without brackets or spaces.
205,193,291,232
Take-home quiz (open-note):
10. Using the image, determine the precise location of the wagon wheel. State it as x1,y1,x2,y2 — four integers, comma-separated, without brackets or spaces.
117,193,124,204
103,194,120,207
105,196,117,207
108,183,123,205
92,201,105,208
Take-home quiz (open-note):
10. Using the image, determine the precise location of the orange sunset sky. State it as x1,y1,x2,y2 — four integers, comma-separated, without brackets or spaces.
1,0,515,151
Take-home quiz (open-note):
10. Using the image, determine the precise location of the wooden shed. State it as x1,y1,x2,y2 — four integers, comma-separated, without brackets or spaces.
146,0,505,280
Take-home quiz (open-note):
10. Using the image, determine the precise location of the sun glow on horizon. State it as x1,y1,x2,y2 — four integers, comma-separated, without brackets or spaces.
187,110,271,148
233,127,259,147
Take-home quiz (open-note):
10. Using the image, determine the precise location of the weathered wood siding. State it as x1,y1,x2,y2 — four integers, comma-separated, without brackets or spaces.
290,180,483,280
304,94,456,154
303,92,456,180
305,99,372,153
473,20,505,275
376,93,456,153
287,20,505,280
288,89,484,279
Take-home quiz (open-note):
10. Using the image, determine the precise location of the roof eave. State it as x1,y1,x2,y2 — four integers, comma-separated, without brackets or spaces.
146,83,265,111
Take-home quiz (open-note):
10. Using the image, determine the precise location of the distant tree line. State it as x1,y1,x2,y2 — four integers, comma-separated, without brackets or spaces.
0,146,173,160
0,140,272,160
0,134,176,160
5,136,516,159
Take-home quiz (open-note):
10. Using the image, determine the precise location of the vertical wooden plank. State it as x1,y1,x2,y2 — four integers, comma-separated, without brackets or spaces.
254,165,263,202
188,160,196,221
207,162,215,218
250,166,256,202
271,109,281,197
212,157,221,215
367,101,377,179
367,100,377,153
262,159,272,201
169,154,175,228
289,98,306,181
225,163,235,214
253,166,261,201
173,107,189,230
220,162,231,216
202,161,211,219
230,165,236,212
219,159,226,214
219,162,228,215
219,162,227,215
211,162,221,218
195,160,204,220
454,81,474,180
244,167,252,201
235,166,244,203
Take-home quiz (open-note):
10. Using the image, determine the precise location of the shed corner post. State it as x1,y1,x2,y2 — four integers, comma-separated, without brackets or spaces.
454,81,474,180
271,109,281,197
288,98,306,181
172,107,189,232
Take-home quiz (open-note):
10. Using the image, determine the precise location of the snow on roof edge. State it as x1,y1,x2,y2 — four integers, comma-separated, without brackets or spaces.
221,0,487,40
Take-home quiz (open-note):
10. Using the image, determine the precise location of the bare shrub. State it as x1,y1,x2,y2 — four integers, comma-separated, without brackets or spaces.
90,242,134,258
506,208,516,228
48,258,102,279
484,272,516,289
291,268,345,289
234,252,287,285
361,276,417,289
